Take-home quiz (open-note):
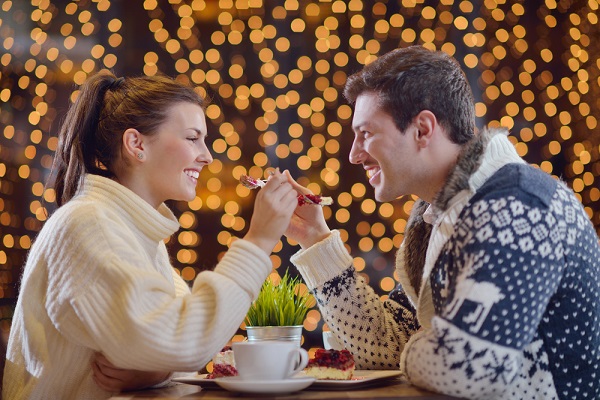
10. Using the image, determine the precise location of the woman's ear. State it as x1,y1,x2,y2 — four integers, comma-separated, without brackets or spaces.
122,128,145,161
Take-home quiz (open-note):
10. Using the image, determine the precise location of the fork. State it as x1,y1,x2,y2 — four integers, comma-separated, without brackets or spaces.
239,175,267,189
239,175,319,205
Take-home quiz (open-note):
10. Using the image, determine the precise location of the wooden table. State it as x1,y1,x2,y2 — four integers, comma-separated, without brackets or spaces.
110,379,462,399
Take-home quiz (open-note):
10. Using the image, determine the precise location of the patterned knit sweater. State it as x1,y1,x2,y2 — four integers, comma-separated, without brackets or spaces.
3,174,273,400
291,129,600,400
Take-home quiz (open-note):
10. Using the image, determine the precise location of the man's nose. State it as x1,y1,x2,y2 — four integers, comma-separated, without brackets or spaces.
349,140,364,164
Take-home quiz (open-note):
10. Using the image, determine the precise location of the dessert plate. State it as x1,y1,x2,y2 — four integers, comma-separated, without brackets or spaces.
214,376,316,394
172,374,219,389
173,370,401,391
306,370,403,390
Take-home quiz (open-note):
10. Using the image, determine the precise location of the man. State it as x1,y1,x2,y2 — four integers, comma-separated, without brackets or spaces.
284,46,600,400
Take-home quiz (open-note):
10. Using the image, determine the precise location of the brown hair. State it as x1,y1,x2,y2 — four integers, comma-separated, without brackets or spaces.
48,70,205,206
344,46,475,144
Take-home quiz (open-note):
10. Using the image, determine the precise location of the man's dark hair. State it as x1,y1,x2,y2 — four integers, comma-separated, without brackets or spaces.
344,46,475,144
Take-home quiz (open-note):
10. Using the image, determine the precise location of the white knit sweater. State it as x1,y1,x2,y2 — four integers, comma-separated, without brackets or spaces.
3,174,272,400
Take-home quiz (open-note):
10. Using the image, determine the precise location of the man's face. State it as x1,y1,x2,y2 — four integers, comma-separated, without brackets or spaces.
349,92,421,202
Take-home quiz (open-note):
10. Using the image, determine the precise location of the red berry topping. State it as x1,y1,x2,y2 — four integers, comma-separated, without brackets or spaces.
308,349,355,368
298,194,323,206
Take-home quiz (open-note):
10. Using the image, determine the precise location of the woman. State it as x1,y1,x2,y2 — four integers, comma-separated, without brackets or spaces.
3,71,298,399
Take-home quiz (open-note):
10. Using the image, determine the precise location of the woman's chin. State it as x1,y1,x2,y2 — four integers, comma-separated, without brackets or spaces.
182,193,197,203
168,192,196,203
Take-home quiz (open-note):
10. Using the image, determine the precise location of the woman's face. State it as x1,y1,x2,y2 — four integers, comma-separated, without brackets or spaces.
140,102,212,207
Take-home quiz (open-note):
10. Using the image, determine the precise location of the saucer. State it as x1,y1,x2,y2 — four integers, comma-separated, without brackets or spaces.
214,376,316,394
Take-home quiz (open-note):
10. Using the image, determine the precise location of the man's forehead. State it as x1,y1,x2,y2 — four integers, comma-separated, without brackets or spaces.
353,92,386,128
355,91,380,105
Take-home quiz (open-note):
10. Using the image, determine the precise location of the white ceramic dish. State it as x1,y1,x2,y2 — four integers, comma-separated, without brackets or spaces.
173,370,402,391
214,376,316,394
172,374,219,388
304,370,403,389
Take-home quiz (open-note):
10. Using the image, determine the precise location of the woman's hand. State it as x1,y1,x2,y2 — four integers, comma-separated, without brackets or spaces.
243,169,299,254
283,170,331,249
91,352,170,392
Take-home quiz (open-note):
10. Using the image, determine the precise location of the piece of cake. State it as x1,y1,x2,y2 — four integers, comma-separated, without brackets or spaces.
206,346,237,379
239,175,333,207
297,193,333,206
304,349,355,380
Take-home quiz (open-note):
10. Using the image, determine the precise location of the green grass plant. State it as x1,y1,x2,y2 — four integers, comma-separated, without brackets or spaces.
245,269,312,326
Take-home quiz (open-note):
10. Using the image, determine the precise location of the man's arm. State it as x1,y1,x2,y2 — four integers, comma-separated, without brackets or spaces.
291,231,420,369
284,173,419,368
315,268,420,369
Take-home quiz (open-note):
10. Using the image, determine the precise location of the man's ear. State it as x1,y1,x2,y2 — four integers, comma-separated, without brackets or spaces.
413,110,437,149
122,128,145,161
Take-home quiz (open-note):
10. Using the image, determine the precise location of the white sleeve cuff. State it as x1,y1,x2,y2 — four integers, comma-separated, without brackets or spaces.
290,230,353,290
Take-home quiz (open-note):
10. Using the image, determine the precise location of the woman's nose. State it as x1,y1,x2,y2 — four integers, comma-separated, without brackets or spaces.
197,144,213,165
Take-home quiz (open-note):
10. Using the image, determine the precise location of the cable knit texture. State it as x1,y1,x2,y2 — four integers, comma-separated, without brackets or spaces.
3,174,272,400
291,129,600,400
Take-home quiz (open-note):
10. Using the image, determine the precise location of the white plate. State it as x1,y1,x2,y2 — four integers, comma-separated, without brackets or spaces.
305,370,403,389
173,370,401,391
172,374,219,388
214,376,316,394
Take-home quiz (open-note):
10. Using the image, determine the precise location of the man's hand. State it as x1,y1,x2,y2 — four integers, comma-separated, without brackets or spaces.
283,170,332,249
91,352,171,392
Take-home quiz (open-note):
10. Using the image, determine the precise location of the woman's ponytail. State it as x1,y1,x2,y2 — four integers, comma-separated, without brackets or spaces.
48,71,116,206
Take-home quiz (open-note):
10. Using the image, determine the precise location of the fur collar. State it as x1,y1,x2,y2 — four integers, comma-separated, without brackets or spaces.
399,127,507,295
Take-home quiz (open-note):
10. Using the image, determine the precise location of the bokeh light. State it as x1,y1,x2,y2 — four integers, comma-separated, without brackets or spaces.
0,0,598,352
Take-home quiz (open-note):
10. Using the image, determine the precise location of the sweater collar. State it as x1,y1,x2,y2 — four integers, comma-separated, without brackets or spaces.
79,174,180,242
426,127,525,224
398,128,525,299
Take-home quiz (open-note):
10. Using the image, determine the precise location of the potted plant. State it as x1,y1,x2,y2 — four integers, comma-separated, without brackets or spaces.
244,269,313,346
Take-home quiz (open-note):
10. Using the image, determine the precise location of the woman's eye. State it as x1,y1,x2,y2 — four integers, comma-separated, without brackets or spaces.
188,137,199,142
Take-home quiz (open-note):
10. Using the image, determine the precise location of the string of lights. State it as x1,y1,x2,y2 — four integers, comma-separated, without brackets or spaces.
0,0,598,349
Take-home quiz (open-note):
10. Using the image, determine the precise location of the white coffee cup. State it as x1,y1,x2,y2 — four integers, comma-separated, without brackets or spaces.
232,341,309,381
322,330,344,350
